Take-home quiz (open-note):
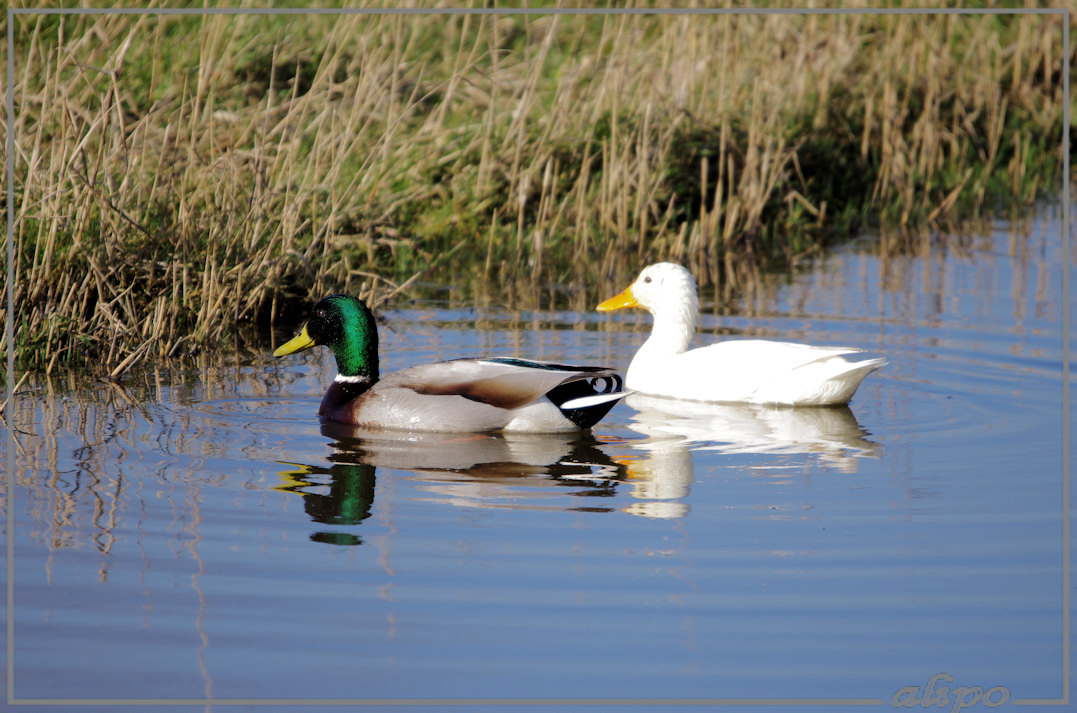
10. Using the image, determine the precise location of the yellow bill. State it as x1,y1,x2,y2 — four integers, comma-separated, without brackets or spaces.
596,286,639,311
273,326,317,357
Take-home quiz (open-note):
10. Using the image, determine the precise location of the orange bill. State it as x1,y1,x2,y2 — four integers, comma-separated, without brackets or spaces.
596,286,639,311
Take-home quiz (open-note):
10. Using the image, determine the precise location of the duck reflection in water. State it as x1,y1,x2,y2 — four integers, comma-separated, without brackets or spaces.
274,401,883,534
618,393,883,519
276,421,629,544
275,460,375,546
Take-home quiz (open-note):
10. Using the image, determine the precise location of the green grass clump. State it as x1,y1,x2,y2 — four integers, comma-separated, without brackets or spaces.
4,4,1072,376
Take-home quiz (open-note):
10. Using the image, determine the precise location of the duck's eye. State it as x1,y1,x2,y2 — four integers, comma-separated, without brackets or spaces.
643,276,652,284
315,309,326,319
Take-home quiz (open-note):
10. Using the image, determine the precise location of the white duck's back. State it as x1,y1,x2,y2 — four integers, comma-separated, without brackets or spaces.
629,339,885,406
599,263,885,407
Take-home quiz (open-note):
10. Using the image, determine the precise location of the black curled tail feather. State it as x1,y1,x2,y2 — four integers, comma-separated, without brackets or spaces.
545,372,625,429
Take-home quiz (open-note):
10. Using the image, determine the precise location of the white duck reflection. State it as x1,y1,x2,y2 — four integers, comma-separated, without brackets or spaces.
619,393,883,519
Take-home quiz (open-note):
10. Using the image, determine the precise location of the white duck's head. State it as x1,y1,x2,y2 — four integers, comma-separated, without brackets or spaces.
597,263,699,353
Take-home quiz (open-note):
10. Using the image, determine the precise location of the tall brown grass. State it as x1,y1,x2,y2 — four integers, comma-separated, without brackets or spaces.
3,5,1072,376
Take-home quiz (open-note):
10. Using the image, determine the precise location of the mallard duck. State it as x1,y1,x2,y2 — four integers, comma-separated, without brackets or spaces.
273,294,626,432
597,263,885,406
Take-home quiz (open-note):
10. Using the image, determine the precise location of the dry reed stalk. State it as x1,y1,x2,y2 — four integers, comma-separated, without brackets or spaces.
4,7,1071,375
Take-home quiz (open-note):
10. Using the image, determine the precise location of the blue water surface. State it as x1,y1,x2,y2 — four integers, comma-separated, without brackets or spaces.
4,210,1071,712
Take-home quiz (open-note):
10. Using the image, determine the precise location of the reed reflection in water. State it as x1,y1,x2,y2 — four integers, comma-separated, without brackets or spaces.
8,362,885,558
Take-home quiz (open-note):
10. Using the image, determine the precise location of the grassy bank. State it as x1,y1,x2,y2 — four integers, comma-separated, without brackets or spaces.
3,3,1072,376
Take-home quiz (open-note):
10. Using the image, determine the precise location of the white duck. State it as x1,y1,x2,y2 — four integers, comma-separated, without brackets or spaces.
596,263,885,406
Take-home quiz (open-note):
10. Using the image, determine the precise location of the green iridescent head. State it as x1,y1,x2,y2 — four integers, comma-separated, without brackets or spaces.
273,294,379,379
